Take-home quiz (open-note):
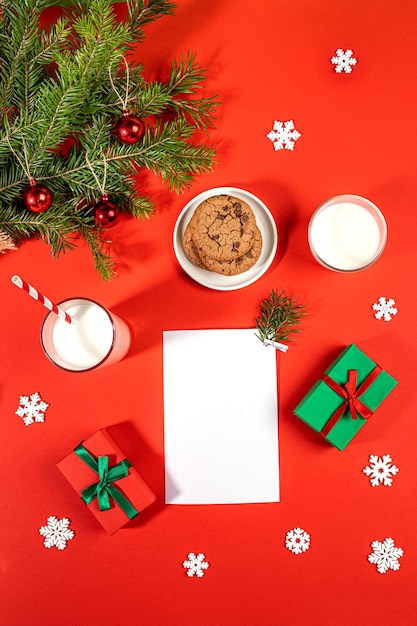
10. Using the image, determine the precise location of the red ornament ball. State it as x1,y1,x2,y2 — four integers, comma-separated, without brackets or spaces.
115,110,144,145
23,180,53,213
93,195,121,227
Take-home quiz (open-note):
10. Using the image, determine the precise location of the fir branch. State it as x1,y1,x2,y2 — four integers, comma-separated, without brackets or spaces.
168,52,208,95
0,202,78,256
104,116,216,191
66,0,128,83
29,2,129,159
126,0,177,44
82,227,117,281
34,18,71,65
0,1,46,110
255,289,306,345
137,53,218,130
127,193,155,219
135,81,172,117
0,0,218,279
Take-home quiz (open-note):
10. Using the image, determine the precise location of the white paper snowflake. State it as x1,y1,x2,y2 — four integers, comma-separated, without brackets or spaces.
183,552,209,577
39,516,75,550
15,391,49,426
285,527,310,554
363,454,399,487
266,120,301,151
368,537,403,574
372,296,398,321
331,48,358,73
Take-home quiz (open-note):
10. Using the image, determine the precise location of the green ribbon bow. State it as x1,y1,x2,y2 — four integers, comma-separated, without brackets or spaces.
74,443,139,520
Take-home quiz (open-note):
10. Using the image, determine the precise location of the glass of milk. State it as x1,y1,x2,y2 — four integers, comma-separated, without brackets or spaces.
308,194,387,272
40,298,131,372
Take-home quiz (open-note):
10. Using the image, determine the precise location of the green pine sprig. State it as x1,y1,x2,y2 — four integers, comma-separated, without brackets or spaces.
0,0,218,279
255,289,306,345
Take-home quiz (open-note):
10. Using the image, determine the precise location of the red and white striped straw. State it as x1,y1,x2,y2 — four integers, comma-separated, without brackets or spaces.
11,275,72,324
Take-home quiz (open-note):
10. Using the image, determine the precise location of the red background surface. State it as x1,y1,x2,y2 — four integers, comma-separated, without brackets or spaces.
1,1,417,624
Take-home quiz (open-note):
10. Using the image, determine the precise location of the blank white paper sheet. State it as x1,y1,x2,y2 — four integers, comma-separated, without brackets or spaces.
163,329,280,504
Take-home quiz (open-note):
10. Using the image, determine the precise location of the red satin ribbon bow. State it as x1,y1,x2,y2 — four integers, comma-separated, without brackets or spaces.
321,366,381,436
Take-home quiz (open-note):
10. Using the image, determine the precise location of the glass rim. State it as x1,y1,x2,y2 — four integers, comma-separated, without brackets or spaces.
308,194,387,272
40,297,116,372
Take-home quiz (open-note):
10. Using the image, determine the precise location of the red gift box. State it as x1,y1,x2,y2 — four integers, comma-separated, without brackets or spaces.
57,428,155,534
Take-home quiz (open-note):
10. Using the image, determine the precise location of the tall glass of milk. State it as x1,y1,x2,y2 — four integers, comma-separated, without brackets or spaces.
308,194,387,272
41,298,131,372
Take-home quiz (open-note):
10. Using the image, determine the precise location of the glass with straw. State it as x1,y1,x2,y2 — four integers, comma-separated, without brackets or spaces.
12,275,131,372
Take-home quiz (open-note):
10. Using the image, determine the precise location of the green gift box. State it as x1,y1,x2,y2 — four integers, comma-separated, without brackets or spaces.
293,344,398,450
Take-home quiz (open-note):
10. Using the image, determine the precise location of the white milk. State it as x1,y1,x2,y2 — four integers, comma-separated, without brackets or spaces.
51,302,114,369
309,201,383,271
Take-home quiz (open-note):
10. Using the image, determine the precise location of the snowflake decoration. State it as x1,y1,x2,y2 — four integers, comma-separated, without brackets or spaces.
39,516,75,550
331,48,358,73
285,527,310,554
183,552,209,577
372,296,398,321
368,537,403,574
15,391,49,426
363,454,399,487
266,120,301,151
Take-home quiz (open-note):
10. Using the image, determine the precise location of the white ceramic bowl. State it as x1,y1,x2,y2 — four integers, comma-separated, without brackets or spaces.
173,187,278,291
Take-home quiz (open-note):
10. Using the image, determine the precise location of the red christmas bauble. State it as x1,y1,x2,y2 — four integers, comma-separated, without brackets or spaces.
115,110,144,145
93,195,121,227
23,180,53,213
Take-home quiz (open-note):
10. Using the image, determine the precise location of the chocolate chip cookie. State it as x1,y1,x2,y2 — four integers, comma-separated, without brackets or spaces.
198,225,263,275
190,195,257,261
182,220,206,268
182,193,264,276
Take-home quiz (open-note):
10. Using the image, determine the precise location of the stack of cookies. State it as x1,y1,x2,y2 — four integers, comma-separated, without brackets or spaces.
182,194,263,276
